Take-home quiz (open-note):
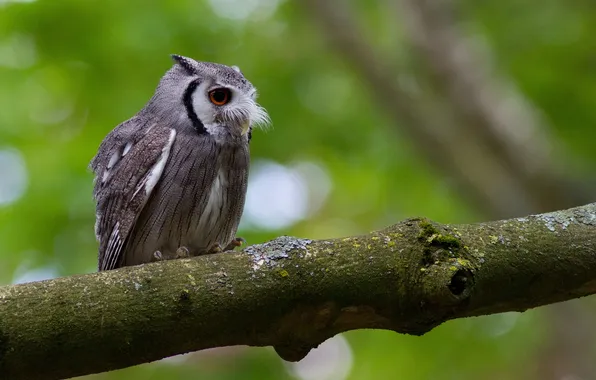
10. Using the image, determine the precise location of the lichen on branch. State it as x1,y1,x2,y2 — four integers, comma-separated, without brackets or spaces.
2,204,596,380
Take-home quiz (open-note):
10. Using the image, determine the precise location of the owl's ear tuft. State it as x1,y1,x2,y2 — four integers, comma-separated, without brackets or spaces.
171,54,198,74
231,65,243,75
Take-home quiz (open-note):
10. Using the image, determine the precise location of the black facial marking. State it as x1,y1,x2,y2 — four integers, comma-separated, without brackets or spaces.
183,80,207,134
248,129,252,143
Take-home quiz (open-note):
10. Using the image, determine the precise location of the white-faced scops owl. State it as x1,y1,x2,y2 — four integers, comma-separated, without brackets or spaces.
90,55,269,271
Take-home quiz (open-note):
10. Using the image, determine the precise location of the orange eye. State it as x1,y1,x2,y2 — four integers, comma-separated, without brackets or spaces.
208,88,231,106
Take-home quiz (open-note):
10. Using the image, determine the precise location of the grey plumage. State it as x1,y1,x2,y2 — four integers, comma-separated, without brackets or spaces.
91,55,269,271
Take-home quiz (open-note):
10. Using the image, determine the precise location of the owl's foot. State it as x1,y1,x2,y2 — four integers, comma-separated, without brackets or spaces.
207,243,223,254
152,250,164,262
176,246,191,259
224,237,246,251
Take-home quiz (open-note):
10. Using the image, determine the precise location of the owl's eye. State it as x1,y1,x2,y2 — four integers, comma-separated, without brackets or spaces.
208,88,231,106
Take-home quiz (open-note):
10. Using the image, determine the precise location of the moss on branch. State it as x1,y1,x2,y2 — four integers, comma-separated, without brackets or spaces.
2,204,596,379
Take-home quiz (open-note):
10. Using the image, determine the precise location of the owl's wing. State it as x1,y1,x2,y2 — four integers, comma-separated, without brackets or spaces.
91,120,177,271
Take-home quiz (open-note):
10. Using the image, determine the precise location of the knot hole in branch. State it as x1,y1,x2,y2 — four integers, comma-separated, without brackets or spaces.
448,269,473,297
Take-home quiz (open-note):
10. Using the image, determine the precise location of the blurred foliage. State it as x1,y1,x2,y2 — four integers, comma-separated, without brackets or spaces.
0,0,594,379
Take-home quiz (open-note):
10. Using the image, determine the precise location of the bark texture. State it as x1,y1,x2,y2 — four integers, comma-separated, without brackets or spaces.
2,204,596,379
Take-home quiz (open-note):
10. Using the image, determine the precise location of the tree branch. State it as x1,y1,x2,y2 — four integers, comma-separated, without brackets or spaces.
2,205,596,379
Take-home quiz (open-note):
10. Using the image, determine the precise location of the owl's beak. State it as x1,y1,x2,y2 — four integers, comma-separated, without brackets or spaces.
241,120,250,135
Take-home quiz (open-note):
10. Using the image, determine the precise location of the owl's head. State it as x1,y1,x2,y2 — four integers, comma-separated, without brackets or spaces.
145,54,269,140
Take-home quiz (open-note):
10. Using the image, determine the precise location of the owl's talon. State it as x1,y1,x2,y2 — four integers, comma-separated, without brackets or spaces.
176,246,190,258
208,243,223,254
224,237,246,251
153,251,164,261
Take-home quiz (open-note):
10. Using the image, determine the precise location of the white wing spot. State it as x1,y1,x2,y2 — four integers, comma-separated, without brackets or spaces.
107,151,120,169
102,146,126,184
145,128,177,195
122,142,133,156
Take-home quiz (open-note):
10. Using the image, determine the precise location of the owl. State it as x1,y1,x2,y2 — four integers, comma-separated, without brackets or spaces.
90,55,269,271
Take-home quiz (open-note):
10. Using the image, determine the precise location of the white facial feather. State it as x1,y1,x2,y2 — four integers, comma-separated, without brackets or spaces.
223,93,270,130
191,81,217,126
190,81,270,139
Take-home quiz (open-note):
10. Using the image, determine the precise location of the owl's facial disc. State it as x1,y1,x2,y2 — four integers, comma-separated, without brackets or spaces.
213,86,269,136
186,71,270,139
191,81,269,137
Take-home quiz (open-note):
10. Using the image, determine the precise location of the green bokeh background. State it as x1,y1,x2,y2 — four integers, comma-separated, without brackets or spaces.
1,0,595,379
